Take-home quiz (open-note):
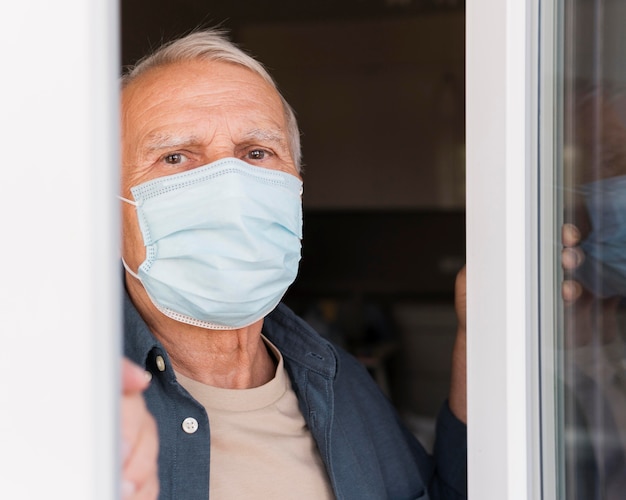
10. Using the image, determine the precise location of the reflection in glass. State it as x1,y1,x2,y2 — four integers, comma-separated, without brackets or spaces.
559,1,626,498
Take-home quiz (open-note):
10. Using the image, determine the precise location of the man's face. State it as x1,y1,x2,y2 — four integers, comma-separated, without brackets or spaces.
120,59,299,272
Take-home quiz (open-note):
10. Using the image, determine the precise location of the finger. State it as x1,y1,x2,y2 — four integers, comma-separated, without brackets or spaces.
562,279,583,303
122,479,136,499
123,472,159,500
122,459,160,500
121,393,146,464
126,474,159,500
561,246,585,271
123,358,151,394
454,266,467,332
122,408,159,498
562,223,581,248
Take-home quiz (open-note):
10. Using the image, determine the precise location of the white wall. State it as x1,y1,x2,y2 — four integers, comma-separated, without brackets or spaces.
0,1,119,498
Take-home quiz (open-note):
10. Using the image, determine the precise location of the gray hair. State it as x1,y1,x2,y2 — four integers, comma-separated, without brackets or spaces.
122,29,302,170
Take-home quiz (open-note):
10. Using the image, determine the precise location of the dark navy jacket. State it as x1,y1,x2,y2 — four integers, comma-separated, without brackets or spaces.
124,292,467,499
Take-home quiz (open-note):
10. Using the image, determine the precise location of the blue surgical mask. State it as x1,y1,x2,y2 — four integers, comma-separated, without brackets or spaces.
575,174,626,298
121,157,303,329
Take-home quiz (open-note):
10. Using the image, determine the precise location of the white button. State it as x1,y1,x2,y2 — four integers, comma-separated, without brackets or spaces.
182,417,199,434
155,355,166,372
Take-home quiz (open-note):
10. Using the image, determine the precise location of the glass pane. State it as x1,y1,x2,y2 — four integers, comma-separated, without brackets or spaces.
556,1,626,498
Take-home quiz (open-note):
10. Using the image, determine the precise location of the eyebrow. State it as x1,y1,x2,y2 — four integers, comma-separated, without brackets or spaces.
241,128,289,149
143,133,204,152
142,128,289,154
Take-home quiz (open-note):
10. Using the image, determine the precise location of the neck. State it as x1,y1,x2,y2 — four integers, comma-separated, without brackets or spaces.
126,273,276,389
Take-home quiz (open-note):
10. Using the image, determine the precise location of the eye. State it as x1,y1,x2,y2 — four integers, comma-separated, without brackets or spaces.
246,149,269,161
163,153,188,165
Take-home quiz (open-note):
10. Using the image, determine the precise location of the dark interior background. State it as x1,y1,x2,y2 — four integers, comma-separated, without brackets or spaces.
122,0,466,439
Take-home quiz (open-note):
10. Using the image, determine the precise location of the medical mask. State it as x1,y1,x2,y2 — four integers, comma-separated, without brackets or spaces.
121,157,303,329
575,174,626,298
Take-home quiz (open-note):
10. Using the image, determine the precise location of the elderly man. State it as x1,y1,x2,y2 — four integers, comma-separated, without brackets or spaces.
120,28,467,499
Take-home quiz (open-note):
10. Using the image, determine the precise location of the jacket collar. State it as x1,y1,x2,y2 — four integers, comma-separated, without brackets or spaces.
123,277,337,381
264,303,338,380
123,286,162,369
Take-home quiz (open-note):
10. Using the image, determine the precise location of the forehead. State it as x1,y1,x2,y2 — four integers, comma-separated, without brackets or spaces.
121,59,287,138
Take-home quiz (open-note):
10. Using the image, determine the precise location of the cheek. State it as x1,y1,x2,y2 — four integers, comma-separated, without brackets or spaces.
120,163,147,198
120,161,137,198
121,203,146,267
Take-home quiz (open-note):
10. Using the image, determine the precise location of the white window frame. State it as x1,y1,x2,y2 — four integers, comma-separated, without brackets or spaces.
466,0,548,498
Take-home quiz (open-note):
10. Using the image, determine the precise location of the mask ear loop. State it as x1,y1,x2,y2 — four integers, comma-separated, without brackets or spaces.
122,257,141,281
118,195,137,206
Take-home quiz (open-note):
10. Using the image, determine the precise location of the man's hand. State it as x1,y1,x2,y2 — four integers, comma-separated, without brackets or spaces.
121,358,159,499
561,223,620,348
561,223,585,305
449,266,467,424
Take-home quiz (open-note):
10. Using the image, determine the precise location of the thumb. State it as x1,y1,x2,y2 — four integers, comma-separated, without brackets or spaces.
122,358,150,394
